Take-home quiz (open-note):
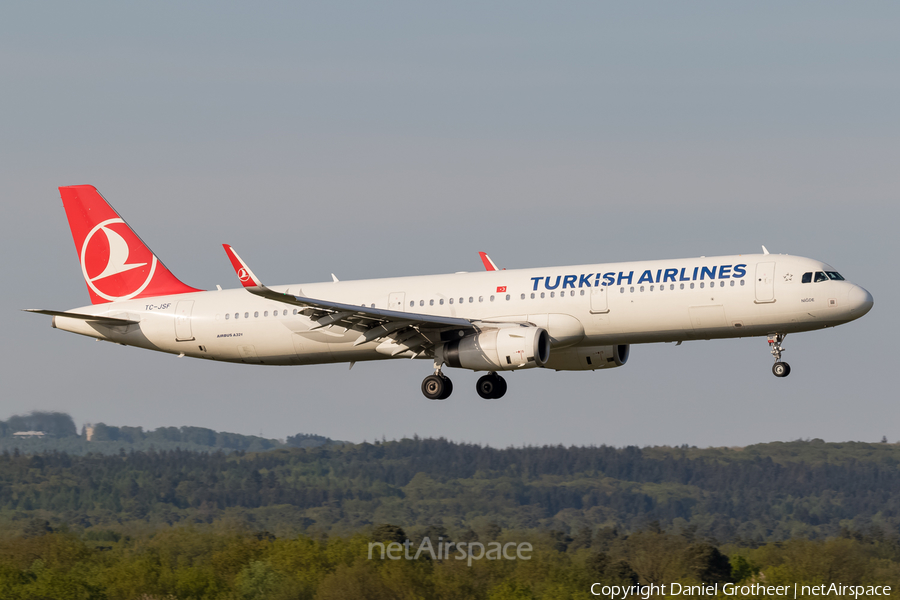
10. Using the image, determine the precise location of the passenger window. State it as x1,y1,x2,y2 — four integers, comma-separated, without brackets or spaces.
670,284,674,290
540,292,545,298
244,312,249,318
234,313,239,319
639,286,644,292
740,280,745,286
292,309,297,315
440,299,444,305
506,294,511,301
580,290,585,296
531,293,536,299
460,298,464,304
420,300,425,306
730,280,735,287
520,293,525,300
630,287,634,293
699,282,704,289
815,271,828,283
264,311,268,317
449,298,454,304
429,299,434,306
489,295,494,302
801,272,812,284
680,284,684,290
479,296,483,302
410,301,414,307
225,313,230,320
469,297,474,303
720,281,724,287
550,292,555,298
650,285,654,291
620,287,625,293
570,290,575,296
254,311,259,318
690,283,694,289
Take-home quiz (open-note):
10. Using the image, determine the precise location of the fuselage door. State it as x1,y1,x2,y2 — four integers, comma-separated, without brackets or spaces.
388,292,405,311
755,262,776,303
590,285,609,313
174,300,195,341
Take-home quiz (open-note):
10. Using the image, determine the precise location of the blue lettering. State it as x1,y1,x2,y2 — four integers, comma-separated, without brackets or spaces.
617,271,634,286
700,266,716,280
545,275,561,290
637,270,654,284
733,264,747,278
603,273,616,287
719,265,732,278
679,268,691,282
530,276,542,291
655,269,662,283
692,266,699,281
664,268,678,283
579,273,593,288
562,274,577,289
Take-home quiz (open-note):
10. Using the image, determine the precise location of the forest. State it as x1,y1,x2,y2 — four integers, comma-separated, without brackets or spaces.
1,431,900,597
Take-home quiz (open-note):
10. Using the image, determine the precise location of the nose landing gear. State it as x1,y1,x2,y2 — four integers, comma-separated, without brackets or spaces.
476,373,508,399
768,333,791,378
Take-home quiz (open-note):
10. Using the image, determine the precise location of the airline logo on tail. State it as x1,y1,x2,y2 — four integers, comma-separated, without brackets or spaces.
82,218,157,301
60,185,201,304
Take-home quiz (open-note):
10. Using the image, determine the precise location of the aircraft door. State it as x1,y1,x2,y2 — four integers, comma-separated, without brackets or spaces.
389,292,405,311
755,262,776,303
174,301,195,341
590,286,609,313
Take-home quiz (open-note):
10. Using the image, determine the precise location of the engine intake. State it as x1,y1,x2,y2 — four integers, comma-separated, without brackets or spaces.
444,326,550,371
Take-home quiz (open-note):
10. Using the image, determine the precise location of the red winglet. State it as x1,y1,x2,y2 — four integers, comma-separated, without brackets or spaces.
222,244,263,287
59,185,202,304
479,251,499,271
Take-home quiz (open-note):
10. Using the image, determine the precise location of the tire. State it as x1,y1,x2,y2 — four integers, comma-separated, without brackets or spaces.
772,362,788,377
422,374,447,400
492,375,507,399
476,375,496,399
438,376,453,400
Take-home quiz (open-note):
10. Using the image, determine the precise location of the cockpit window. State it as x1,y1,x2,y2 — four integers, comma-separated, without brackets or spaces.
826,271,844,281
801,272,812,284
814,271,828,283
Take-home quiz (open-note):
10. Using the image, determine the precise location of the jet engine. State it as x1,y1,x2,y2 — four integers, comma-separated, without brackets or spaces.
541,344,630,371
442,326,550,371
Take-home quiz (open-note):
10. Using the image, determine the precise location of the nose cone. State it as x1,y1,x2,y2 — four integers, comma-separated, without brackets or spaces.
848,285,874,317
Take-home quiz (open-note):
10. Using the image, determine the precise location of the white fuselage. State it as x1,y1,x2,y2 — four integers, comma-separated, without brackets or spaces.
51,254,872,369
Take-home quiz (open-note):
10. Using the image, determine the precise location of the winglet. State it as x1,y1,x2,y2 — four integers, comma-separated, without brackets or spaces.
222,244,263,287
762,245,770,255
478,252,499,271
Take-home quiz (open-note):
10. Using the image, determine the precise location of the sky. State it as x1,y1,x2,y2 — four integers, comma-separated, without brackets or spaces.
2,2,897,448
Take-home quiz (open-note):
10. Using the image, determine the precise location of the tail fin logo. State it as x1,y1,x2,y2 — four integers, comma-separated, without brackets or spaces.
237,268,252,283
81,218,158,301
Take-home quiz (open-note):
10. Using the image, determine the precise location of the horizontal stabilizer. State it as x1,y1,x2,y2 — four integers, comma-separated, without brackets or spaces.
24,309,139,325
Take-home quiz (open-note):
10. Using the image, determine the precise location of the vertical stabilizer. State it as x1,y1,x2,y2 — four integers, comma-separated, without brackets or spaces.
59,185,202,304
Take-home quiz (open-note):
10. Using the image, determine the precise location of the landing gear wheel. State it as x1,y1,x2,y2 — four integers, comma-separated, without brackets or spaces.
772,362,791,378
476,373,507,399
422,374,453,400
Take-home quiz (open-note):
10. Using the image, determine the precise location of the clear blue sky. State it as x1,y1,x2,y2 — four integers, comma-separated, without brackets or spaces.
2,2,897,447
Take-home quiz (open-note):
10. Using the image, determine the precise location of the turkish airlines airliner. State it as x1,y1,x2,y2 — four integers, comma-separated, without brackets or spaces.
28,185,874,399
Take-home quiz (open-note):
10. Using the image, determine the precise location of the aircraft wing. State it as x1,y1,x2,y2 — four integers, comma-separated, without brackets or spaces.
223,244,477,356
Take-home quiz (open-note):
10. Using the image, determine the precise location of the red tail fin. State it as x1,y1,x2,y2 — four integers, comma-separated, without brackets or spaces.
59,185,202,304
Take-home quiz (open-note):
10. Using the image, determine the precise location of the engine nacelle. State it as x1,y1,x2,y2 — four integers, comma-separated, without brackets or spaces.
541,344,630,371
443,326,550,371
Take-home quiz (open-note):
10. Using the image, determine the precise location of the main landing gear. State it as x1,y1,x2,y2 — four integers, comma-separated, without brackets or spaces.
476,373,507,399
421,366,508,400
768,333,791,378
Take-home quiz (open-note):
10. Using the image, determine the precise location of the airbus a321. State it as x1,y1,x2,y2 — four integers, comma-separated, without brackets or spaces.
28,185,874,400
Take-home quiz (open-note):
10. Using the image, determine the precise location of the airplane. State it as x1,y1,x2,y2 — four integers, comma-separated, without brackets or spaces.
27,185,874,400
